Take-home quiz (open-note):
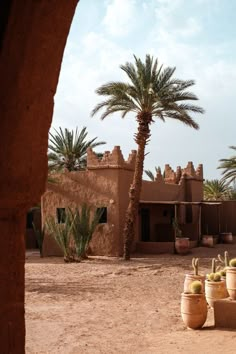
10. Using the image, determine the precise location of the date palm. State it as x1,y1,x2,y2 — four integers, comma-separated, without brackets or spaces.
218,146,236,184
204,179,232,201
48,126,106,172
144,167,159,181
91,54,204,260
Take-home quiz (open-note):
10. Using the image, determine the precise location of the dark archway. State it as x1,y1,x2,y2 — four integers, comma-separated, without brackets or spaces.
0,1,79,352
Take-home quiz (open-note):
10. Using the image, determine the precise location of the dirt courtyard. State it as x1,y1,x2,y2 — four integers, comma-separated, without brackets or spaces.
25,244,236,354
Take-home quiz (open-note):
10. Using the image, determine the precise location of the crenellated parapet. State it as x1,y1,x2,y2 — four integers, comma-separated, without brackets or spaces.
164,164,176,184
181,161,203,180
151,161,203,185
87,146,136,170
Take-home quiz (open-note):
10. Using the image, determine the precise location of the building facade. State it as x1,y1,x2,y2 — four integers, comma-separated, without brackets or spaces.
41,146,206,256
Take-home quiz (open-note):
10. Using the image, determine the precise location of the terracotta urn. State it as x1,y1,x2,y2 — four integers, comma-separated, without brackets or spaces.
205,280,228,308
181,293,208,329
175,237,190,255
226,267,236,300
201,235,214,247
220,232,233,244
184,274,206,293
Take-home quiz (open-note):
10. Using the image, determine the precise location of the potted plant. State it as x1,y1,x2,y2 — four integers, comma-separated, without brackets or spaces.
173,218,190,255
201,224,214,247
181,280,208,329
205,258,228,308
184,258,205,293
220,225,233,244
226,257,236,300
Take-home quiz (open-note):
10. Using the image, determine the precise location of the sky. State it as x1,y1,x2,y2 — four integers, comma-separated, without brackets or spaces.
53,0,236,180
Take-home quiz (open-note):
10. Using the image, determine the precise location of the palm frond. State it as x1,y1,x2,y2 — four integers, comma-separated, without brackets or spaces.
48,127,106,171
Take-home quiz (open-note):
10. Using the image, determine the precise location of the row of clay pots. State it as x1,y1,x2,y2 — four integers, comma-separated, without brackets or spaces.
202,232,233,248
181,267,236,329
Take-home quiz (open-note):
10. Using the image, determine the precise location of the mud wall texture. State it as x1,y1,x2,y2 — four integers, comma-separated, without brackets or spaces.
42,168,133,257
0,1,79,352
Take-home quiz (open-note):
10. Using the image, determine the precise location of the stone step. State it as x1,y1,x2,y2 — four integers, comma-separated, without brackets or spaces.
214,298,236,329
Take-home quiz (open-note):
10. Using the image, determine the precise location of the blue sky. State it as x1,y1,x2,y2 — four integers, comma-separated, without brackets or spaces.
53,0,236,180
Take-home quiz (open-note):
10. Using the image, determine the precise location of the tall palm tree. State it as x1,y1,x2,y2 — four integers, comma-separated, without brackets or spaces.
91,54,204,260
48,127,106,172
218,146,236,184
203,179,232,201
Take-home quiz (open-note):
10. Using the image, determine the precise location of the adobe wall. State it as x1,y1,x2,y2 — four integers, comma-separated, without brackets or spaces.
141,162,203,202
42,147,137,256
42,169,120,256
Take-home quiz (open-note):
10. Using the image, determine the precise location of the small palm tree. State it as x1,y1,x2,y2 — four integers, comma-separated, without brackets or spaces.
68,205,104,260
218,146,236,184
203,179,232,201
46,213,74,262
92,54,204,260
48,127,106,172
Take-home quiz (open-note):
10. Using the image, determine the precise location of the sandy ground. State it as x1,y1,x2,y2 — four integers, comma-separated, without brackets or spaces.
25,244,236,354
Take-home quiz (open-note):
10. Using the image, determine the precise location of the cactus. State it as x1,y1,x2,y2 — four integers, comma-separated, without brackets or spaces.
211,258,217,273
189,280,203,294
219,269,226,277
213,272,221,282
207,273,215,281
207,272,222,282
192,258,199,276
218,251,229,267
229,258,236,267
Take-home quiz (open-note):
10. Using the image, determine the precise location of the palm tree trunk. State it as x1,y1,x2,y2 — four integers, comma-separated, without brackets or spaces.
0,208,26,353
123,112,152,260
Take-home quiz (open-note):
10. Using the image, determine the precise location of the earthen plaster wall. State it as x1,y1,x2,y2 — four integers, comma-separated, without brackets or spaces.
42,169,122,256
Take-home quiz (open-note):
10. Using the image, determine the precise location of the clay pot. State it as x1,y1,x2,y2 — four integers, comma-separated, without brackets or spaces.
184,274,206,293
226,267,236,300
181,293,208,329
175,237,190,255
205,280,228,308
201,235,214,247
213,235,219,245
220,232,233,244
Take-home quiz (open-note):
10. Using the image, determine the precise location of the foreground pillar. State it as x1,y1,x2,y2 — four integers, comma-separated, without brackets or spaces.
0,208,26,353
0,1,79,352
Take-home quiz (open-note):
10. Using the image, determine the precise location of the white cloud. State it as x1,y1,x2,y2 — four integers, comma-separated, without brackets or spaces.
53,0,236,180
102,0,137,37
